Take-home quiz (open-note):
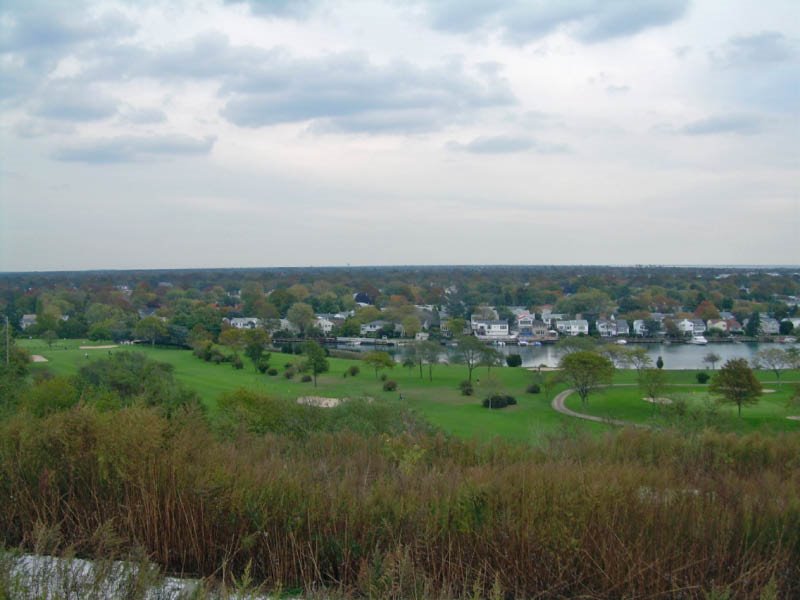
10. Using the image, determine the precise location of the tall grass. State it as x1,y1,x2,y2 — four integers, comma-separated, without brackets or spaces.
1,402,799,598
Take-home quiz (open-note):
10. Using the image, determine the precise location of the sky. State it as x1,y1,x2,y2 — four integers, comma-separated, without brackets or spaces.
1,0,798,271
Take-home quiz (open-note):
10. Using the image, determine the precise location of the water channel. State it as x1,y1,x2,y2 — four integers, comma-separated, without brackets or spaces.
333,341,799,370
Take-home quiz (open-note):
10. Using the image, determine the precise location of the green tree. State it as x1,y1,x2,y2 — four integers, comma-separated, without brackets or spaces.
703,352,721,370
752,348,789,383
639,368,667,413
626,346,653,375
287,302,316,337
556,336,597,356
420,340,441,382
656,356,664,369
244,329,270,371
479,345,503,375
401,315,422,339
745,312,760,337
559,351,615,406
363,350,395,380
134,316,167,347
709,358,762,417
42,329,58,349
219,327,245,354
454,335,484,383
302,340,329,387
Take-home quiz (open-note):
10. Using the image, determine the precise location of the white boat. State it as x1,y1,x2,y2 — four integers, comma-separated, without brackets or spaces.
688,335,708,345
615,339,628,345
518,340,529,346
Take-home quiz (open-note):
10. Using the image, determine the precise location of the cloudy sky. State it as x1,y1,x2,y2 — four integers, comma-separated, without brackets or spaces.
1,0,798,271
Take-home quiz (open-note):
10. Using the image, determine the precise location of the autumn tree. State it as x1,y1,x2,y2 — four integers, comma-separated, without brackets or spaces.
135,316,167,347
287,302,316,337
363,350,394,380
752,348,790,383
703,352,721,370
559,351,615,406
709,358,762,417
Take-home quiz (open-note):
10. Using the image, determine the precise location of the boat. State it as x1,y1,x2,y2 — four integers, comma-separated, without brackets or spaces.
615,339,628,345
532,341,542,347
518,340,529,347
688,335,708,345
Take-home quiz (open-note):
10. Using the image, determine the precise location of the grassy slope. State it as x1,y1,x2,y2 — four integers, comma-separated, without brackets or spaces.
20,339,605,442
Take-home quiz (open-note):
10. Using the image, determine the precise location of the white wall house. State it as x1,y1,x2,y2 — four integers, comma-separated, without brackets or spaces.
616,319,630,336
20,314,37,330
596,319,617,337
759,317,780,335
472,319,510,338
556,320,589,336
315,316,335,334
677,319,695,335
228,317,262,329
633,320,648,336
707,319,728,332
360,320,388,335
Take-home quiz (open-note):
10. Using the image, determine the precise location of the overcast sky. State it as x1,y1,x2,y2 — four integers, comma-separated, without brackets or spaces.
1,0,798,271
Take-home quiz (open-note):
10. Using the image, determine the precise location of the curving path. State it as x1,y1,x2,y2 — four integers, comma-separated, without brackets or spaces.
551,388,650,428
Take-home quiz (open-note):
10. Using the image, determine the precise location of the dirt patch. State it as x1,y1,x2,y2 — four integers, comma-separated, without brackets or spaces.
787,416,800,421
526,366,561,372
643,397,672,405
30,355,49,363
79,345,118,350
762,389,776,394
297,396,342,408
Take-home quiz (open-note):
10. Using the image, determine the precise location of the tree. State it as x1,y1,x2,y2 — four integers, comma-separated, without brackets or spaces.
703,352,721,370
244,329,270,371
134,316,167,347
286,302,316,337
401,315,421,339
558,351,615,406
445,318,466,338
219,327,245,354
752,348,789,383
709,358,762,417
556,336,597,356
42,329,58,349
479,345,503,375
420,340,441,382
639,368,667,413
626,346,653,375
656,356,664,369
454,335,484,383
779,320,794,335
745,312,760,337
363,350,394,380
302,341,329,387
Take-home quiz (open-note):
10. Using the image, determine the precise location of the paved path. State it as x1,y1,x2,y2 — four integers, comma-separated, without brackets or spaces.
551,388,650,428
551,380,800,428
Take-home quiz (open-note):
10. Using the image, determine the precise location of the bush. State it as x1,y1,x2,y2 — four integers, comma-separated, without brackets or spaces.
696,372,710,384
482,394,517,409
284,367,296,379
348,365,360,377
301,374,312,383
257,357,270,373
383,380,398,392
526,383,541,394
380,373,388,382
267,368,278,376
280,343,293,355
506,354,522,367
459,380,474,396
231,355,244,370
284,362,293,368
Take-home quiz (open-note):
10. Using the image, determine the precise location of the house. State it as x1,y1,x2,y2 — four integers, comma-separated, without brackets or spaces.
633,320,648,336
360,320,389,335
315,316,335,334
555,320,589,336
472,319,510,338
759,317,780,335
677,319,695,335
20,314,37,330
516,312,535,335
415,332,430,341
615,319,630,336
707,319,728,332
726,319,743,333
596,319,617,337
691,319,707,334
228,317,262,330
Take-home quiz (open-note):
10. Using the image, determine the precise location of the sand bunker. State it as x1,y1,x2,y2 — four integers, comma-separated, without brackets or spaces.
79,345,118,350
762,389,776,394
787,416,800,421
643,397,672,405
297,396,342,408
30,355,48,363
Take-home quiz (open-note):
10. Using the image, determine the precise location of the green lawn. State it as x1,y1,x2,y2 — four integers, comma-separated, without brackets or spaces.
564,382,800,434
20,339,604,442
21,339,799,440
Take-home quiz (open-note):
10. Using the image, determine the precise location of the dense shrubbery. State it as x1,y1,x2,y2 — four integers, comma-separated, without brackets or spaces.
482,394,517,409
506,353,522,367
348,365,360,377
382,379,397,391
526,383,541,394
696,372,710,384
459,380,473,396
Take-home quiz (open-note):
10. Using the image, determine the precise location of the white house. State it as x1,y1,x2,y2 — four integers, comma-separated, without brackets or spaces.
633,320,648,336
473,319,510,338
677,319,695,335
691,319,707,334
759,317,780,335
616,319,630,336
707,319,728,332
228,317,262,329
360,320,389,335
556,320,589,336
596,319,617,337
315,316,335,334
20,314,37,330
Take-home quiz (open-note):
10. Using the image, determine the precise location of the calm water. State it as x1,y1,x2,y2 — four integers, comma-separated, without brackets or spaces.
334,341,799,370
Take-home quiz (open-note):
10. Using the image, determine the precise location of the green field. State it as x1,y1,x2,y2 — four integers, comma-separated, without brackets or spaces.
20,339,800,440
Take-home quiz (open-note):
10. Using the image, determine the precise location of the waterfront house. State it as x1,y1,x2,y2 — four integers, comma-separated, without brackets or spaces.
228,317,262,330
20,314,37,330
556,319,589,336
597,319,617,337
616,319,630,336
472,319,510,338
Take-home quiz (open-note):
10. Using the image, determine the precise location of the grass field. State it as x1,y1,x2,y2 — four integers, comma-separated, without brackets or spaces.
20,339,800,440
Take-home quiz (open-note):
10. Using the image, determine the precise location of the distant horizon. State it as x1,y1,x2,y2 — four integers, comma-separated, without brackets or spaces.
3,263,800,276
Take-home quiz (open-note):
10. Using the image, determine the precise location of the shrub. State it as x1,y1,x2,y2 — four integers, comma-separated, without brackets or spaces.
284,362,293,368
280,343,293,355
696,372,710,384
459,380,474,396
267,368,278,376
482,394,517,409
231,355,244,370
506,354,522,367
380,373,388,382
284,367,296,379
301,374,312,383
348,365,360,377
526,383,541,394
383,380,398,392
257,357,270,373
